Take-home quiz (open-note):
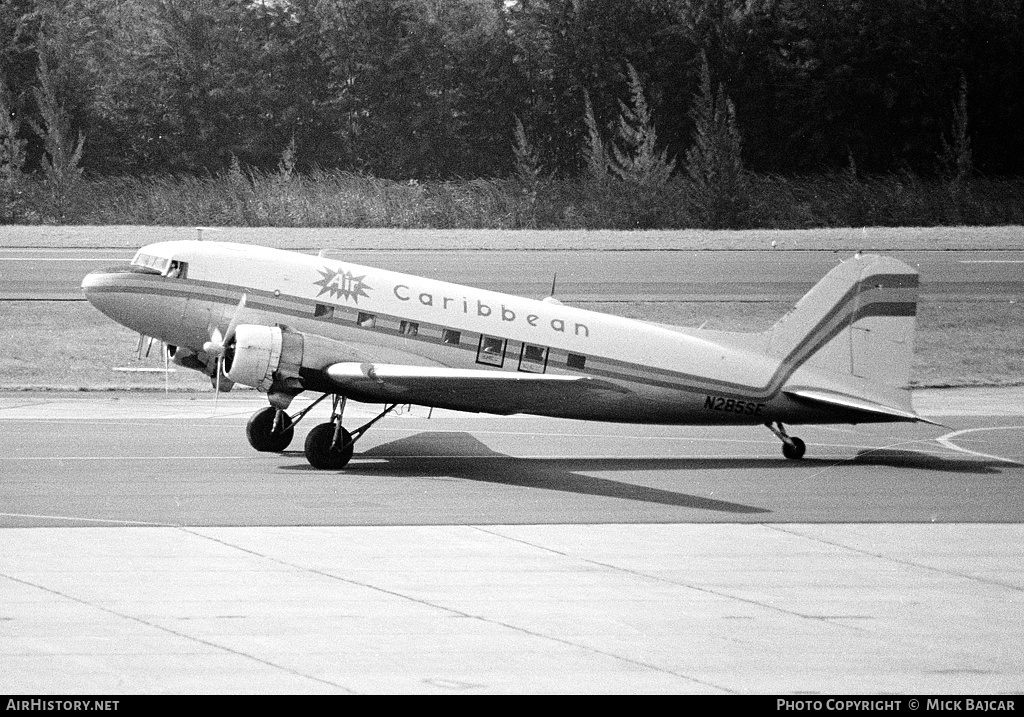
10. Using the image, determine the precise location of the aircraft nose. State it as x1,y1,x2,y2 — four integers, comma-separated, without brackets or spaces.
81,266,137,324
81,267,113,303
80,268,104,293
81,265,189,344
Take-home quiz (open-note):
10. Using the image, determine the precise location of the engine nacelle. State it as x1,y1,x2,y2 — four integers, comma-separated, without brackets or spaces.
224,325,282,390
224,324,304,394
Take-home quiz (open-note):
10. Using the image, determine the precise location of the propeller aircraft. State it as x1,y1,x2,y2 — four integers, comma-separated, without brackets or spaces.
82,240,934,469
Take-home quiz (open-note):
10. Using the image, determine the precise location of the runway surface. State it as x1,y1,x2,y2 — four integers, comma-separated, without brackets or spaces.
2,391,1023,693
1,392,1023,528
2,247,1021,301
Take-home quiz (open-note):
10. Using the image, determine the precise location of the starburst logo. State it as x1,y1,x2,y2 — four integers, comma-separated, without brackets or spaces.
314,267,372,304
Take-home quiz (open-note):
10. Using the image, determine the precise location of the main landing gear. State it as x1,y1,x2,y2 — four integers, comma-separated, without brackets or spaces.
245,394,400,470
766,421,806,460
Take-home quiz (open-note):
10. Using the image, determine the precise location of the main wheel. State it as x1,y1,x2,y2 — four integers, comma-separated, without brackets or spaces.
246,407,294,452
782,436,806,460
304,422,354,470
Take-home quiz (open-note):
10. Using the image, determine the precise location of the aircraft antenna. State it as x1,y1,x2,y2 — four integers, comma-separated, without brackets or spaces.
541,272,563,305
195,226,224,242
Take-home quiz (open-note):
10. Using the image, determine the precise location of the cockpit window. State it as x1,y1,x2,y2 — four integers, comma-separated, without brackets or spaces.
130,252,186,278
131,251,171,275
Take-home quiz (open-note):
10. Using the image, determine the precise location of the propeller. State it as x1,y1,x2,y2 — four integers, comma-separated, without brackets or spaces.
202,293,247,407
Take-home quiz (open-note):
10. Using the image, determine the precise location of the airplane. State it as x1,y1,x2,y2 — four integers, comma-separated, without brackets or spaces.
81,240,936,469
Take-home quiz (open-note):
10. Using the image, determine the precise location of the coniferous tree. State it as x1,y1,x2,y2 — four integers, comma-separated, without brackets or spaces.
512,114,543,226
684,52,747,228
941,74,973,183
609,62,675,186
0,73,27,219
29,54,85,220
581,89,609,182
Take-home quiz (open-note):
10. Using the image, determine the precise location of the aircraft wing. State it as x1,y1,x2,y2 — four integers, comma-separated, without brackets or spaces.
323,362,627,415
783,386,943,426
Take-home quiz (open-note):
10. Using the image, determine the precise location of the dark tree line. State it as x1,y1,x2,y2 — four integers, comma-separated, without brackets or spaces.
2,0,1022,180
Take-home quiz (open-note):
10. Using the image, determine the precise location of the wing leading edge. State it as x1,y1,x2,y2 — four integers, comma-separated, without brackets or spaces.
323,362,628,415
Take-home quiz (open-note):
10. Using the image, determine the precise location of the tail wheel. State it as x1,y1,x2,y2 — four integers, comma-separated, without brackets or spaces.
304,422,354,470
782,436,806,460
246,407,294,452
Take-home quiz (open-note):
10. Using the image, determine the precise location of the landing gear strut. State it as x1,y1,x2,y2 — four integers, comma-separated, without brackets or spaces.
303,396,401,470
245,393,331,453
766,421,806,460
246,394,401,469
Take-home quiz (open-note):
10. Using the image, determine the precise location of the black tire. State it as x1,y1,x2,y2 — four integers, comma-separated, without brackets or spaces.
304,422,354,470
782,436,806,460
246,407,294,452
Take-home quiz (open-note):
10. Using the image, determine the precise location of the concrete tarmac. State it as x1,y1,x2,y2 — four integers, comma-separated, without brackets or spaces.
1,390,1023,693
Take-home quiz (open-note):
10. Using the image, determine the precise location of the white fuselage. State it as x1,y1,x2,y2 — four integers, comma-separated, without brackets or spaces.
81,241,894,425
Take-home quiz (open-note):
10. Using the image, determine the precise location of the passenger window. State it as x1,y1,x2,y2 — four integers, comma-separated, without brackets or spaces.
442,329,461,345
314,304,334,319
400,320,419,336
357,312,376,328
519,344,548,373
476,335,506,367
567,353,586,370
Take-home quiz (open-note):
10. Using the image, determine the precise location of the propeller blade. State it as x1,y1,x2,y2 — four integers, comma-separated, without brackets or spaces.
214,356,222,411
202,294,246,358
222,293,247,348
203,293,247,412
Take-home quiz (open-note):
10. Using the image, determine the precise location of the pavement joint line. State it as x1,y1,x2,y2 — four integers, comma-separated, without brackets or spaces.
0,401,52,413
472,524,876,631
181,526,736,693
0,257,126,261
0,512,178,527
0,568,358,694
1,455,252,461
766,524,1024,594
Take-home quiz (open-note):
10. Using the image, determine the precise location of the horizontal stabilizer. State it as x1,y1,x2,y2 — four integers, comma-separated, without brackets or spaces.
783,387,942,426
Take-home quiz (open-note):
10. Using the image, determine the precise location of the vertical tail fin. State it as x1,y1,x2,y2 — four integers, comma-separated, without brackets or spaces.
764,254,919,388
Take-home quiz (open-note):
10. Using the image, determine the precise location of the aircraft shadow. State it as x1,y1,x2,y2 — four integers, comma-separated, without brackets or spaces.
851,449,1006,474
280,431,782,514
276,432,1010,514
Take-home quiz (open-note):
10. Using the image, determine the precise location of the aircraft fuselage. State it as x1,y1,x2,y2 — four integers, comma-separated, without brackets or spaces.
82,240,913,427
